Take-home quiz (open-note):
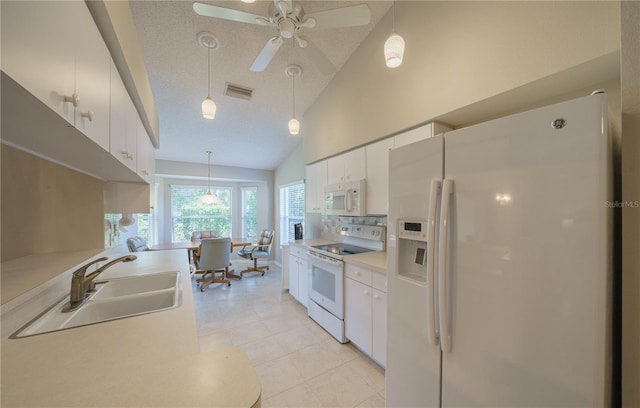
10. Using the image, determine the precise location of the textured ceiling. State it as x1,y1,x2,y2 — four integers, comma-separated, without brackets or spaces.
129,0,391,170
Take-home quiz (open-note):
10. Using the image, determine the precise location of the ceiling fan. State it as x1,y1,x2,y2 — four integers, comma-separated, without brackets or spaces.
193,0,371,74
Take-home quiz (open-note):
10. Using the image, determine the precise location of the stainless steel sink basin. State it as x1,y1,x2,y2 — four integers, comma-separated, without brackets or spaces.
11,271,182,338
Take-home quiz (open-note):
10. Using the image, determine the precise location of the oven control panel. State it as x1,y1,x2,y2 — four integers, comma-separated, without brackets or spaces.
339,223,385,242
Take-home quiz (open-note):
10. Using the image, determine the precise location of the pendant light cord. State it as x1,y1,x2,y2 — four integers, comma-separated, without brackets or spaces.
292,76,296,118
207,47,211,98
392,0,396,32
206,151,212,193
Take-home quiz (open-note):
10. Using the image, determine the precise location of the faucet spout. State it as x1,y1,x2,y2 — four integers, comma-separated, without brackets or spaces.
66,255,137,312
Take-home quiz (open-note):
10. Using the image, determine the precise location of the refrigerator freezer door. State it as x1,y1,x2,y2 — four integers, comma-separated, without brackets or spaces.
440,94,610,407
387,135,444,408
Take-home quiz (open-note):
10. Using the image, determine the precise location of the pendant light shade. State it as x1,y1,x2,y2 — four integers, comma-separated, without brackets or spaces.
197,151,220,205
384,1,405,68
288,117,300,135
384,33,405,68
201,97,217,120
198,32,218,120
285,65,302,136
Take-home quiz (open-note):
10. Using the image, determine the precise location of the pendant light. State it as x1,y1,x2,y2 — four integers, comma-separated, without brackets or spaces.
384,1,405,68
286,65,302,135
198,32,218,120
197,151,220,205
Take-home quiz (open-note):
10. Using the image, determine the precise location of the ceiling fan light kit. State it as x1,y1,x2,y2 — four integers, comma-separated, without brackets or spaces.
198,31,219,120
192,1,371,74
384,0,405,68
286,64,302,135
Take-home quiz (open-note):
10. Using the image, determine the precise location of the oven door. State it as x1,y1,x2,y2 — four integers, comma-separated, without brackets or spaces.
307,251,344,319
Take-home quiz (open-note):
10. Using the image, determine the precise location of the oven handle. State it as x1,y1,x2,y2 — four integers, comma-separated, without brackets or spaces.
307,251,344,266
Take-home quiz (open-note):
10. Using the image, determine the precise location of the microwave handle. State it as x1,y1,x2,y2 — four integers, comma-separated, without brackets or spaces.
346,190,352,212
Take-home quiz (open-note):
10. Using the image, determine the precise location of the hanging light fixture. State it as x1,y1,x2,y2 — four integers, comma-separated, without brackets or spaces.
286,65,302,135
198,32,218,120
197,151,220,205
384,1,405,68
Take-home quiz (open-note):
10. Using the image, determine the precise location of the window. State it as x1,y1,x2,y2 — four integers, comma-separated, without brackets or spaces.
241,187,258,239
279,182,305,246
171,185,232,241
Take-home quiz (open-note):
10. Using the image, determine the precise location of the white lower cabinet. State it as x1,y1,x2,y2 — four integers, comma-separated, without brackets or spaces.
288,245,309,307
345,263,387,367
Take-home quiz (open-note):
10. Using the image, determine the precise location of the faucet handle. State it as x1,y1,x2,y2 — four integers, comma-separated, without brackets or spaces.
73,257,108,277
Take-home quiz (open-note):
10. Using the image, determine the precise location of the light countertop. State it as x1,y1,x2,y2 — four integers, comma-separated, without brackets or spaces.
344,251,387,274
1,249,261,407
290,239,387,274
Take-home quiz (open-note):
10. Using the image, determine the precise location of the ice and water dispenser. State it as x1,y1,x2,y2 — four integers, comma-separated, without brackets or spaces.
397,219,429,284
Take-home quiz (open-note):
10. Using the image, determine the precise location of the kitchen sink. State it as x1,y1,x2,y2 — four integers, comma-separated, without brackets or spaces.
11,271,182,338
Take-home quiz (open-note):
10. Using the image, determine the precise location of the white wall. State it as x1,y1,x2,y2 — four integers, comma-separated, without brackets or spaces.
273,142,305,263
621,1,640,405
154,160,274,247
304,1,620,164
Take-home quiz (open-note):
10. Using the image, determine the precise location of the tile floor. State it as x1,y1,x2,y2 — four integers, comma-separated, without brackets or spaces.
191,262,385,408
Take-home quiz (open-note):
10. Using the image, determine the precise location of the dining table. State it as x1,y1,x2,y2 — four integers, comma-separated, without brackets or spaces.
149,237,254,280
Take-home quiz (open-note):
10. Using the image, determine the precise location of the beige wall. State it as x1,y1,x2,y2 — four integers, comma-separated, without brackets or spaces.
621,1,640,406
304,1,620,163
1,146,104,261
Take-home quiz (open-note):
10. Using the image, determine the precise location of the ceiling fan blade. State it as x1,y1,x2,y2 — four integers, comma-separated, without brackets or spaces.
304,4,371,30
275,0,292,16
250,36,283,72
193,2,266,25
299,37,335,75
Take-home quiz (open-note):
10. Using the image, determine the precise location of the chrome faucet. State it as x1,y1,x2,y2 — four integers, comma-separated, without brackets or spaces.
65,255,137,312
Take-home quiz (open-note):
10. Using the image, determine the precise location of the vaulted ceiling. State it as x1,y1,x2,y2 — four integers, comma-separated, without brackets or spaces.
129,0,392,170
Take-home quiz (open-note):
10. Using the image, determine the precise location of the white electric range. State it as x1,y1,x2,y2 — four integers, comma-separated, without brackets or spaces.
306,223,385,343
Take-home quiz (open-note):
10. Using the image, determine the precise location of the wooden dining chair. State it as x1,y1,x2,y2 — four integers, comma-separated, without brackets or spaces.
195,238,232,291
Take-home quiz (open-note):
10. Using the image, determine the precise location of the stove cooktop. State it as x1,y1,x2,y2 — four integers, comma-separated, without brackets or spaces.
310,243,375,256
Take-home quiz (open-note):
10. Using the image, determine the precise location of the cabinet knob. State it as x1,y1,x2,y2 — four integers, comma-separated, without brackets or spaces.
373,294,379,300
142,170,149,176
364,290,370,295
64,93,80,108
355,271,360,275
81,110,94,122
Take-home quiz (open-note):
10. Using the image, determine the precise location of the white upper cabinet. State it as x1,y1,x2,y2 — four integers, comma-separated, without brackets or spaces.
327,147,366,185
393,122,452,149
110,62,138,172
2,1,110,151
137,118,155,184
305,160,327,213
365,138,394,215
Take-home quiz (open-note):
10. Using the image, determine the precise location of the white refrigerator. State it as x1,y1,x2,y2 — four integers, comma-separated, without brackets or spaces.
386,93,612,407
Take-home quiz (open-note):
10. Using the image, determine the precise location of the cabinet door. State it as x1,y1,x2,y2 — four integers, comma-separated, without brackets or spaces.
298,258,309,308
343,147,366,182
345,278,372,354
306,161,327,213
327,148,366,185
372,288,387,367
1,1,76,125
288,254,300,300
137,118,155,184
110,62,138,171
365,138,394,215
74,4,111,151
393,123,434,149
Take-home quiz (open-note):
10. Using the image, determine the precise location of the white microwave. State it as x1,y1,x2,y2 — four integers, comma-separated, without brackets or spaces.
324,180,366,216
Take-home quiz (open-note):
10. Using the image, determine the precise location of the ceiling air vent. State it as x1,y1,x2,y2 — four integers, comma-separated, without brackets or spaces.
225,83,254,101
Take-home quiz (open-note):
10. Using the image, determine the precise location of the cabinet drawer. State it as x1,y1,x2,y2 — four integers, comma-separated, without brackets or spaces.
291,245,307,258
345,264,372,286
372,272,387,293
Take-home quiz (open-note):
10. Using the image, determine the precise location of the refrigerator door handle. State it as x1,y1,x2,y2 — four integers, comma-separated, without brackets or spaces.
426,179,441,346
438,178,454,352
